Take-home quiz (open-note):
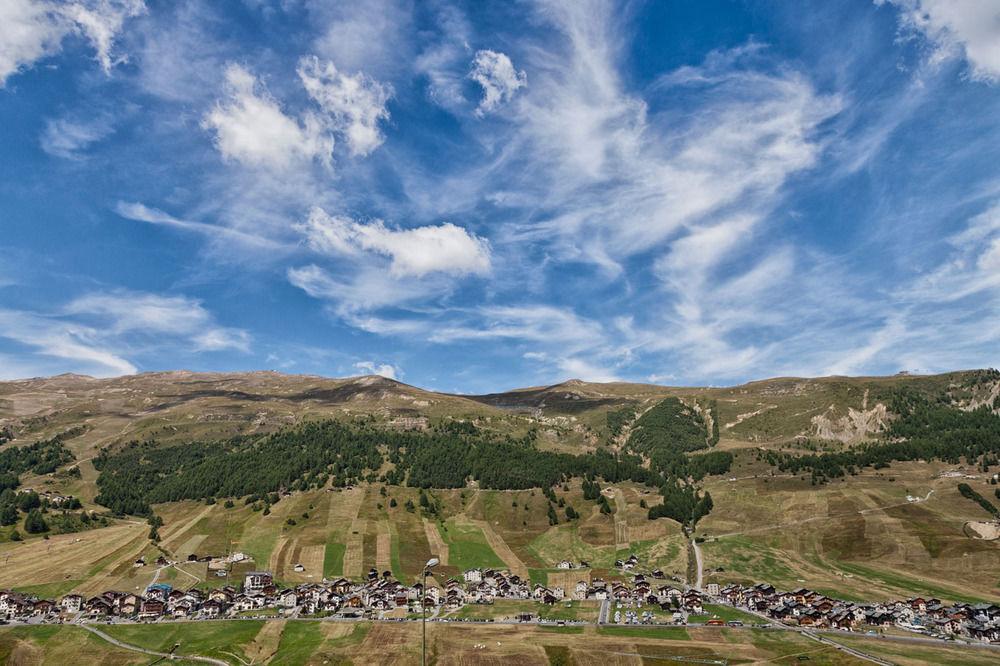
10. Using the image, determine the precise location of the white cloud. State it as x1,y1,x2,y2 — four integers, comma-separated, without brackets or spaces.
0,0,144,87
353,360,400,379
115,201,290,252
429,305,604,351
203,63,335,170
470,49,526,115
296,207,491,278
499,14,841,268
65,290,251,353
907,202,1000,301
0,307,138,377
297,55,392,157
40,114,113,159
413,3,473,111
308,0,413,79
878,0,1000,82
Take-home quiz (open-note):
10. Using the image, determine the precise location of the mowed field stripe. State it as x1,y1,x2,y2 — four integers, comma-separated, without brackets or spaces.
325,488,365,578
423,518,449,566
470,519,529,580
0,523,145,592
613,489,629,547
376,520,392,572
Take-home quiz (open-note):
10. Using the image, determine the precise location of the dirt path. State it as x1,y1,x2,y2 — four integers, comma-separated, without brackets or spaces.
423,519,449,565
471,519,529,580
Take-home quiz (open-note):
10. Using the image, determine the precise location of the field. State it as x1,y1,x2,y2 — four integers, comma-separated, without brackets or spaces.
0,620,956,665
6,620,1000,665
697,458,1000,603
3,461,998,606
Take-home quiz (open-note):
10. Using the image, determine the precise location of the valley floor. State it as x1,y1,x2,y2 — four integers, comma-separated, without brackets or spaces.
3,618,1000,665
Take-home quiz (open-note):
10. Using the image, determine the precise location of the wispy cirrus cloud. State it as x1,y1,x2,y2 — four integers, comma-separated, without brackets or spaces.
40,114,115,159
0,0,145,86
0,289,248,379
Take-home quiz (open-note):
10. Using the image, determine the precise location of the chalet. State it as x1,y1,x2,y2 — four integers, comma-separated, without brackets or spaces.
32,599,54,616
463,569,483,583
557,560,574,569
201,599,224,617
60,594,83,614
244,571,273,592
85,597,112,617
138,599,164,619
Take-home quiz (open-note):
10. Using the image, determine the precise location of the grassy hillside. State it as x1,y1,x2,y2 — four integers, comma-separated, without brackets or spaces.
0,368,998,607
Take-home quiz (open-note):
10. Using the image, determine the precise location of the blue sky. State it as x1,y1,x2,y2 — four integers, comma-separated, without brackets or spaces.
1,0,999,392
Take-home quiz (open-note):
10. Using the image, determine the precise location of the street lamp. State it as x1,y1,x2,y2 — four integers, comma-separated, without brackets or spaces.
422,557,439,666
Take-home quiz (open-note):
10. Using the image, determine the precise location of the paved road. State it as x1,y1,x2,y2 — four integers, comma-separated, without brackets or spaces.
81,623,229,665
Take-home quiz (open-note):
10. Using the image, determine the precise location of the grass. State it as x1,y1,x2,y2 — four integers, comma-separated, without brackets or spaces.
103,620,265,662
13,579,83,598
273,621,325,663
437,520,504,571
0,625,146,665
696,603,762,624
831,561,993,604
597,625,691,640
323,542,346,578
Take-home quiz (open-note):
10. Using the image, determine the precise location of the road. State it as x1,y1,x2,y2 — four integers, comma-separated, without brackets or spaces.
598,598,610,625
690,537,703,591
80,623,229,665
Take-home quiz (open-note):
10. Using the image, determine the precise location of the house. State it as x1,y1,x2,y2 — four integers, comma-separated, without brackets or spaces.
60,594,83,614
138,600,164,619
32,600,54,615
557,560,574,569
463,569,483,583
244,571,273,593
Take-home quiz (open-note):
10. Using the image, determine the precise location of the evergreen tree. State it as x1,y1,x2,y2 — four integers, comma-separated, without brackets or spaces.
24,509,48,534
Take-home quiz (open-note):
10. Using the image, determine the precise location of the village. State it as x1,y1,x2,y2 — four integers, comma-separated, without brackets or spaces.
1,553,998,646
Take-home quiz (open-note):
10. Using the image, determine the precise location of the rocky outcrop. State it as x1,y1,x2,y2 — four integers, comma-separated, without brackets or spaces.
810,401,889,443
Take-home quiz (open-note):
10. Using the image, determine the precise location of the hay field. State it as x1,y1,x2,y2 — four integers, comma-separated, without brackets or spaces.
699,460,1000,602
0,621,901,665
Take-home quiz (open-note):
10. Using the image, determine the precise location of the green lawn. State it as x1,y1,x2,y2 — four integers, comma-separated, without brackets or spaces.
323,542,346,578
13,579,83,599
103,620,265,662
690,603,762,624
597,626,690,640
274,621,325,663
437,520,504,571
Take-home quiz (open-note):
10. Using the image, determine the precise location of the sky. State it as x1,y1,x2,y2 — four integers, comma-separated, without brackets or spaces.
0,0,999,393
